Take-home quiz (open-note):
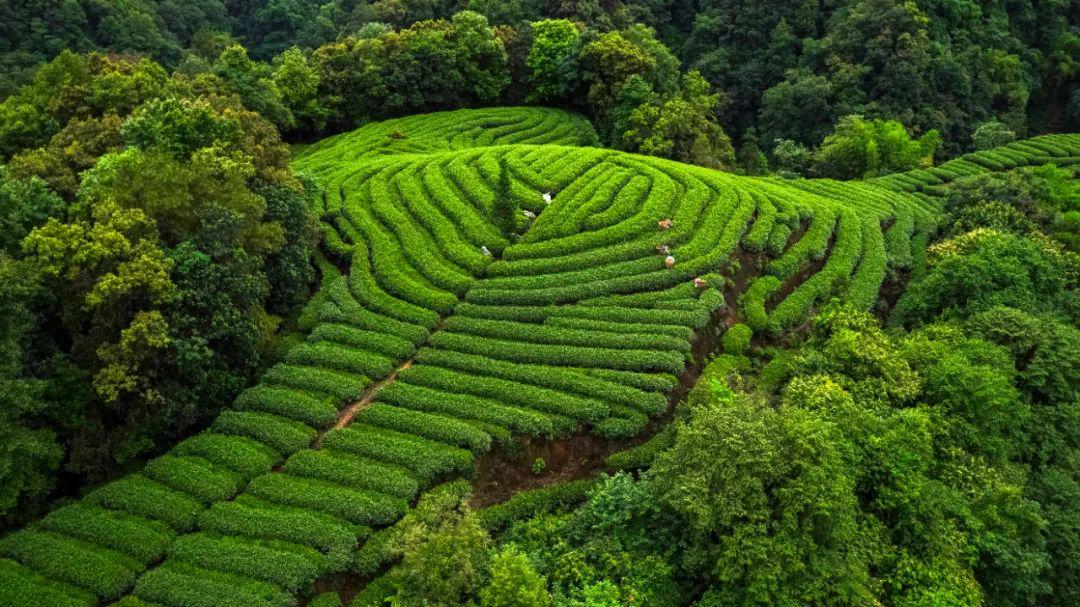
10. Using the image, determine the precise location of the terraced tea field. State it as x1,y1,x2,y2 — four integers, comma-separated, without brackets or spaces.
4,107,1079,607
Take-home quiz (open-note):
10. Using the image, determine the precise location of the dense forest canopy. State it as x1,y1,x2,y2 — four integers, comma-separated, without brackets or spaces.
0,2,1078,607
2,0,1078,154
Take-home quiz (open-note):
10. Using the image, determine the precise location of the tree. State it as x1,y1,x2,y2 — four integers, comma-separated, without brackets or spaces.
480,547,552,607
0,167,65,254
973,120,1016,150
813,114,940,179
7,114,125,199
213,44,294,131
647,384,872,606
272,47,330,135
770,138,811,176
450,11,510,104
526,19,581,103
759,69,845,149
0,253,62,528
736,127,768,175
622,70,734,168
380,498,491,605
891,229,1074,326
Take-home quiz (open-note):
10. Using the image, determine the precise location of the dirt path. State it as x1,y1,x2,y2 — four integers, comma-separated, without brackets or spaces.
333,360,411,431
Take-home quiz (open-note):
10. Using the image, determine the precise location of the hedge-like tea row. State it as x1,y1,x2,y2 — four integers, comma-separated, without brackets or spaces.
377,379,567,437
197,497,358,572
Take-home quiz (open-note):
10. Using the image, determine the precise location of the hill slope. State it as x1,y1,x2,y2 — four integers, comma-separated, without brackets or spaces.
3,107,1079,607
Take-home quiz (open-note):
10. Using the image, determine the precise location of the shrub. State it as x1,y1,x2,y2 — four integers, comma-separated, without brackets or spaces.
263,364,370,402
172,432,282,480
309,592,343,607
397,364,610,424
86,475,203,531
246,473,408,526
284,341,395,379
321,425,475,485
0,558,95,607
133,561,292,607
212,411,317,455
428,332,685,375
141,455,244,505
38,504,175,564
478,479,596,533
283,449,419,499
167,532,325,592
234,385,339,428
357,404,492,452
199,497,357,572
377,380,564,437
0,529,139,599
722,324,753,355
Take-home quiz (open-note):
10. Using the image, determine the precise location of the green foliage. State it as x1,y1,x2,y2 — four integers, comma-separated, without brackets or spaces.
478,479,596,533
649,387,869,606
770,139,812,176
199,496,358,572
526,20,581,103
892,229,1074,326
480,547,552,607
813,114,940,179
0,168,65,254
721,324,752,355
309,592,344,607
973,120,1017,150
622,70,735,168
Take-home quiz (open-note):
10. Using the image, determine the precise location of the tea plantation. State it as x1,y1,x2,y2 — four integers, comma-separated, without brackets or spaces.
3,107,1078,607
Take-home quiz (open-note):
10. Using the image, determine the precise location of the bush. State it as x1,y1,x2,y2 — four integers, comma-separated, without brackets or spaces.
478,479,597,533
199,497,357,572
133,561,292,607
141,455,244,505
38,504,175,564
234,385,339,428
321,425,475,485
246,473,408,526
283,341,395,379
357,404,492,452
167,532,325,592
722,324,753,355
172,432,281,480
377,380,564,437
86,475,203,532
397,364,610,424
263,364,370,402
0,558,95,607
0,529,139,600
428,332,685,375
283,449,419,499
212,411,317,456
309,592,343,607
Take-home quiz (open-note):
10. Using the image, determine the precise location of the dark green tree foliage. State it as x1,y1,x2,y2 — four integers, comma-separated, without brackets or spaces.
0,168,65,254
525,19,581,103
0,51,316,502
312,11,509,132
892,229,1075,325
0,254,62,528
622,70,735,168
735,127,768,175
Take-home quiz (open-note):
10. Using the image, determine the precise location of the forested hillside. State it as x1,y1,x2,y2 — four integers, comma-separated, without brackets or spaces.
0,3,1078,607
